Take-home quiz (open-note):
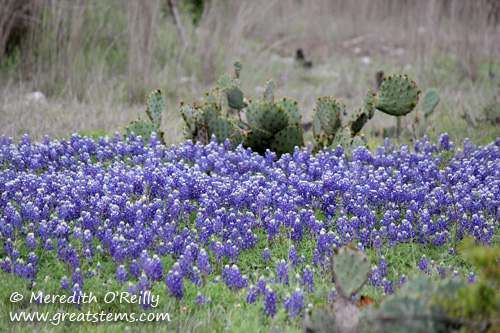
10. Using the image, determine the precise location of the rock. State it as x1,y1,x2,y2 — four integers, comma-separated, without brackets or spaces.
25,91,47,106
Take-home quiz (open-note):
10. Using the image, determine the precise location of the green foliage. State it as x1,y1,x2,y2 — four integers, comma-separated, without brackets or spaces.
125,89,166,145
314,97,343,136
484,98,500,124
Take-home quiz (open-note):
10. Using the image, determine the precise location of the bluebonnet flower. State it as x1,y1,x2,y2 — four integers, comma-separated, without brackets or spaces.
398,275,407,289
418,256,430,275
288,245,299,268
262,248,272,263
72,268,84,288
284,288,304,319
276,259,289,286
195,292,211,305
246,285,258,304
71,283,83,310
467,272,476,283
165,265,184,299
117,265,128,283
302,265,315,292
129,260,141,279
263,287,276,318
328,288,338,302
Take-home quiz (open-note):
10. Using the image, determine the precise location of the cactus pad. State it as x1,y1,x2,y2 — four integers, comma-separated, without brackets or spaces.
364,88,377,119
225,85,244,110
203,103,220,125
329,126,352,151
145,89,165,127
253,101,289,134
314,97,344,135
208,117,235,144
230,128,243,148
217,73,233,89
263,79,276,101
376,74,421,116
278,97,302,124
331,246,371,298
350,110,368,134
234,60,242,78
422,89,440,118
125,119,164,145
180,103,204,135
270,124,304,157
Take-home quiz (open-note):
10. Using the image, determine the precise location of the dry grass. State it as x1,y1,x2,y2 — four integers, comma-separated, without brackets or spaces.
1,0,499,146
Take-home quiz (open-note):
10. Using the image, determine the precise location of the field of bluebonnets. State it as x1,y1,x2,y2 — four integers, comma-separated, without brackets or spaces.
1,0,500,332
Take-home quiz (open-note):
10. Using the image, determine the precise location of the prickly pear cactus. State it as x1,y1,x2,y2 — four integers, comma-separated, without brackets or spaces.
270,124,304,156
208,117,237,144
225,85,244,110
484,98,500,124
125,89,166,145
314,97,344,136
145,89,165,127
125,119,164,145
422,89,440,118
350,110,369,134
277,97,301,124
364,88,377,119
460,102,477,128
263,79,276,101
329,126,352,151
331,246,371,298
248,101,289,134
376,74,421,116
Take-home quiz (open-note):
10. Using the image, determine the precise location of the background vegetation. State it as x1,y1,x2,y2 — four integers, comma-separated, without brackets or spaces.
1,0,499,144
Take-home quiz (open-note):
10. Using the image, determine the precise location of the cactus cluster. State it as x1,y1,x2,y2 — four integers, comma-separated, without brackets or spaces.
180,61,303,157
311,74,421,155
125,89,166,145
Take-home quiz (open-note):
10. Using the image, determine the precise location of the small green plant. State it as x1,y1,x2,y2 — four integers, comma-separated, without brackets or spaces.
484,97,500,124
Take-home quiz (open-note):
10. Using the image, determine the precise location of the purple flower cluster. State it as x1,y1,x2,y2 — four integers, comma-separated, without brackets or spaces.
0,133,498,313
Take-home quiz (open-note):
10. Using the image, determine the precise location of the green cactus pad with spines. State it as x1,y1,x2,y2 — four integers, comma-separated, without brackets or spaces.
253,101,289,134
350,110,368,134
217,73,233,89
314,97,344,136
484,98,500,124
249,125,274,141
208,117,236,144
225,85,244,110
351,134,366,149
422,89,440,118
206,88,229,117
376,74,421,116
263,79,276,101
331,246,371,298
312,113,322,137
180,103,204,135
145,89,165,127
278,97,302,124
203,103,220,125
329,126,352,151
270,124,304,157
230,128,243,148
364,88,377,119
245,100,261,128
125,119,164,145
